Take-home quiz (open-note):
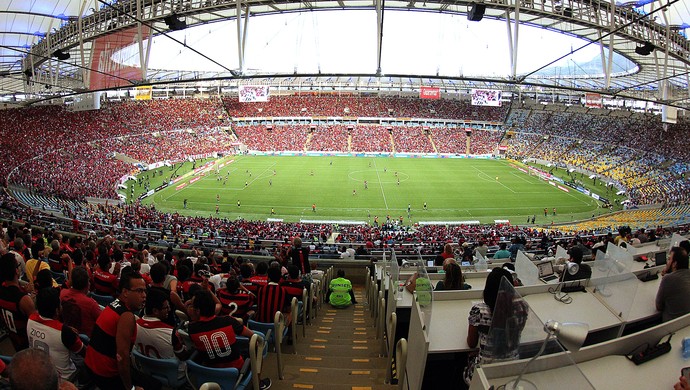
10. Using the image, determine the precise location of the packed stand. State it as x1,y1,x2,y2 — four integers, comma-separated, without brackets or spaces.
391,126,434,153
223,95,508,121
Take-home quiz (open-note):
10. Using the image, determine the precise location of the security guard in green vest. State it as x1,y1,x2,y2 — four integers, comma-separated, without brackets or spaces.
328,270,357,308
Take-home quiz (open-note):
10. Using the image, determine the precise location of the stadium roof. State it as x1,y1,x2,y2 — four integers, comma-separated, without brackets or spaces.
1,0,690,109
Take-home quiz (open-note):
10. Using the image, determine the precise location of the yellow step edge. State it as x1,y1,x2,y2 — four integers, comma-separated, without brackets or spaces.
352,346,368,350
355,327,366,330
305,357,322,361
319,327,332,330
352,358,370,363
310,345,327,349
293,384,314,389
317,330,330,334
300,368,319,373
354,332,367,335
353,340,367,344
351,370,371,375
352,387,372,390
313,339,328,342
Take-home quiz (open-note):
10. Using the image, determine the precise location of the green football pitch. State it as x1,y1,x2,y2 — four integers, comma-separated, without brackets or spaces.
137,155,607,224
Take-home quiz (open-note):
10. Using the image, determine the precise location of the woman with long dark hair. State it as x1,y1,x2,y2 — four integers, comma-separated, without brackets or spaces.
464,267,528,384
434,261,470,291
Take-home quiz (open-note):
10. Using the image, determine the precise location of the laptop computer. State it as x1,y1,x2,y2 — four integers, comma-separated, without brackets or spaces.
655,251,667,267
537,260,559,283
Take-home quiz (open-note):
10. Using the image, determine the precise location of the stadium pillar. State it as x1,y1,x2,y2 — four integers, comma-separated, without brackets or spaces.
465,130,471,155
504,5,521,79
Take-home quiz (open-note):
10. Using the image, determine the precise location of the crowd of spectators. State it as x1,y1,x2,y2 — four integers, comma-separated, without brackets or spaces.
348,125,393,153
233,125,309,152
2,99,231,200
223,95,508,121
3,95,690,219
308,125,350,152
391,127,434,153
505,105,690,206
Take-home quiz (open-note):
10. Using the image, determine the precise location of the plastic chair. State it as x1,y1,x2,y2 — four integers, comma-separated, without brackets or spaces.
396,338,408,390
89,292,115,307
185,358,251,390
132,349,186,389
175,309,189,323
248,311,287,379
235,332,266,390
385,312,397,383
290,295,307,342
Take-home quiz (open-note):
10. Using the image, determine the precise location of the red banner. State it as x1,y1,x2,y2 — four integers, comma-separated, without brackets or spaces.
90,26,150,90
420,86,440,100
585,93,602,108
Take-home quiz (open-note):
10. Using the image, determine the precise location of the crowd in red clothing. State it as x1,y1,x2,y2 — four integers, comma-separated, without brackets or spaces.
223,95,508,121
2,95,690,211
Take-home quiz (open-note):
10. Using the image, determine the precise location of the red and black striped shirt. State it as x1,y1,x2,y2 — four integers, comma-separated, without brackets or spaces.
256,283,288,323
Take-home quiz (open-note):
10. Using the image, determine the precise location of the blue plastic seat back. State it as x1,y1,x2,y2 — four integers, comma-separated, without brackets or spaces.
132,349,186,389
248,320,288,347
236,330,268,359
185,359,251,390
89,293,115,307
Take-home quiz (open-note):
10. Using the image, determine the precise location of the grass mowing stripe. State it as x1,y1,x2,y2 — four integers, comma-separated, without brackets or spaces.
372,159,389,210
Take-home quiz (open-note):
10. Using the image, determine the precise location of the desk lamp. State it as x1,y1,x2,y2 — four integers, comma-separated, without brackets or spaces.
505,320,588,390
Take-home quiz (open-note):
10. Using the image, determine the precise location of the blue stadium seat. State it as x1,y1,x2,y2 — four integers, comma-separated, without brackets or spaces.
89,292,115,307
132,349,186,389
185,359,251,390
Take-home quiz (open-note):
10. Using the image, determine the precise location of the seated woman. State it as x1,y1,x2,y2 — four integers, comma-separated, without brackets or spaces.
464,267,529,385
434,261,471,291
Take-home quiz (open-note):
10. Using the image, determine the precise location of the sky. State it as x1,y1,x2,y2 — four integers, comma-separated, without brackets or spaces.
116,10,635,79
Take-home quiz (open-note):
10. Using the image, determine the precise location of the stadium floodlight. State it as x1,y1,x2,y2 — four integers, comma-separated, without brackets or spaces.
467,2,486,21
164,15,187,31
52,49,70,61
634,41,654,56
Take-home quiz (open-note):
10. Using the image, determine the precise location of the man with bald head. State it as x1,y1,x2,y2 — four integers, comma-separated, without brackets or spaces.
9,348,77,390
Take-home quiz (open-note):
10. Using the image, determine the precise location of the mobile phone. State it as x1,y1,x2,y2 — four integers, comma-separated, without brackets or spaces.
682,367,690,381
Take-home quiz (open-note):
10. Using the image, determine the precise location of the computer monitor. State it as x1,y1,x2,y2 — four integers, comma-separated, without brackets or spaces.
655,251,667,266
427,260,434,267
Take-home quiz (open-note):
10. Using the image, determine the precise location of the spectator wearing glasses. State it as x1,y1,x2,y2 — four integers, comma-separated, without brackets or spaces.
84,272,160,390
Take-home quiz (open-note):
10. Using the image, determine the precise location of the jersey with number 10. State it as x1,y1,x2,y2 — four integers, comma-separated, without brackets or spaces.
0,284,29,350
188,315,244,369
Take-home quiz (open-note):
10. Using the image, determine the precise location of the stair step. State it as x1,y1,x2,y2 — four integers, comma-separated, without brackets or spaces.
297,336,379,346
274,383,396,390
281,354,390,368
279,366,388,385
292,343,383,357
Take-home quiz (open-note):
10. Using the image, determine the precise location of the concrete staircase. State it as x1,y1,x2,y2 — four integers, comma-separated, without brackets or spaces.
261,286,396,390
